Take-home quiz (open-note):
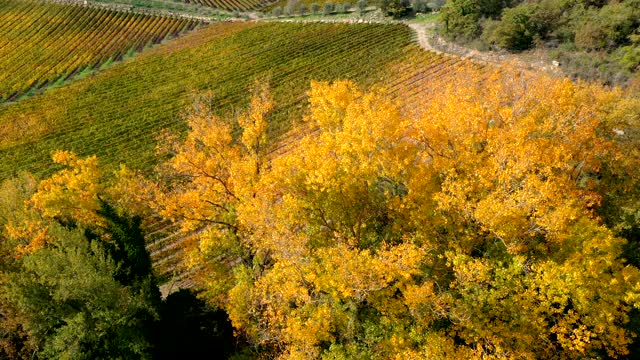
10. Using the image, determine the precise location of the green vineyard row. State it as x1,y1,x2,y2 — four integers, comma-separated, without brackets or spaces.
183,0,267,11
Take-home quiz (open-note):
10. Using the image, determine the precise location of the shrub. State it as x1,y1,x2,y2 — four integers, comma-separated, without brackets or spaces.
441,0,481,38
574,2,640,50
615,43,640,71
486,3,551,51
412,0,429,13
311,3,320,14
323,2,334,14
357,0,367,12
381,0,411,18
426,0,445,12
441,0,522,39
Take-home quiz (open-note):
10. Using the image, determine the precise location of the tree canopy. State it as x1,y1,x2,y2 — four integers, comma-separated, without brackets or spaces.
2,68,640,359
137,69,640,358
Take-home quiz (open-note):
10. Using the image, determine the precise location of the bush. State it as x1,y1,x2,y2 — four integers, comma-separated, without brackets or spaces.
441,0,522,39
357,0,367,12
272,6,282,16
486,3,550,51
615,43,640,71
412,0,429,13
381,0,411,18
441,0,482,38
323,2,334,14
574,2,640,50
311,3,320,14
299,3,308,15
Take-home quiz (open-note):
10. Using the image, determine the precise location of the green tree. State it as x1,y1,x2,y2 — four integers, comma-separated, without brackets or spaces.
486,3,545,50
323,2,334,15
440,0,482,38
4,225,157,359
441,0,523,39
1,170,161,359
381,0,411,18
357,0,367,13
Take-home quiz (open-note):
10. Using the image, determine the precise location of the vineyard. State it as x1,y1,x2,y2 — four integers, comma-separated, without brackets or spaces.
182,0,267,11
2,1,639,358
0,18,472,281
0,0,200,102
0,21,416,179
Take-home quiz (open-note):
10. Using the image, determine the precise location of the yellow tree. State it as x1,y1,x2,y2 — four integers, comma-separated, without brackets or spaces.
151,81,274,302
143,70,640,359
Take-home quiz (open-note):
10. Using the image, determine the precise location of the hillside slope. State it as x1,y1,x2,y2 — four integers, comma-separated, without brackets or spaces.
0,22,414,179
0,0,200,102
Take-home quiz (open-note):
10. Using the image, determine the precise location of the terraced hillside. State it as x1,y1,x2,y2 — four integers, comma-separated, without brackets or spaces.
0,0,200,102
0,21,415,180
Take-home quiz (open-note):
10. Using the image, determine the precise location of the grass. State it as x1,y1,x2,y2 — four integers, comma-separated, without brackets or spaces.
408,11,439,23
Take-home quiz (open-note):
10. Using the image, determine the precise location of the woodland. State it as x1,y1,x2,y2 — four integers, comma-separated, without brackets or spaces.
440,0,640,85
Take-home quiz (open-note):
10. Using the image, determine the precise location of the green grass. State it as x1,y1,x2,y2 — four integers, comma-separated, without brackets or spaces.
0,22,413,179
408,11,439,23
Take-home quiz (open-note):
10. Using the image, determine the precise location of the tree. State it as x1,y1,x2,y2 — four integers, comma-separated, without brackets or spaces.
441,0,523,39
149,81,273,303
486,3,544,50
1,159,161,359
0,175,40,359
380,0,411,18
150,69,640,359
4,222,157,359
323,2,334,15
440,0,482,38
357,0,367,13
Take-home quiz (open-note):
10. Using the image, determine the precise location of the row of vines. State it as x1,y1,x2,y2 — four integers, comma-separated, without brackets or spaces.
182,0,267,11
0,0,200,102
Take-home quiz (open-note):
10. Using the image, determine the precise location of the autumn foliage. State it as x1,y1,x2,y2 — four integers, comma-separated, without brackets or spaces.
4,68,640,359
124,68,640,359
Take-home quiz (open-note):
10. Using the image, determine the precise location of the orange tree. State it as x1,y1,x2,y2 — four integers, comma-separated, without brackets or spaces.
22,69,640,359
